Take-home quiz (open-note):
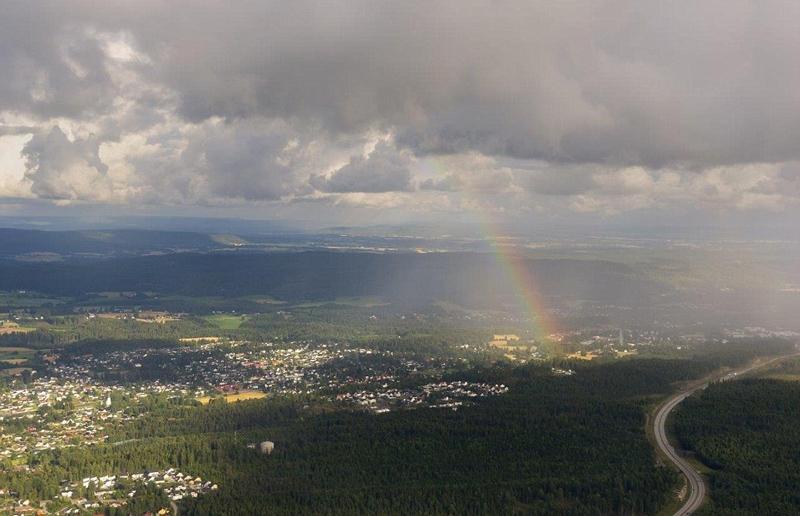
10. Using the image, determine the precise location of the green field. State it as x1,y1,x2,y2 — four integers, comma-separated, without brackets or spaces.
202,314,252,329
295,296,387,308
240,295,284,305
0,347,38,362
0,291,65,306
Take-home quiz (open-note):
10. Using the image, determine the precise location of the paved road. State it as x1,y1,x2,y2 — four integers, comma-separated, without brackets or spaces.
654,352,800,516
654,385,706,516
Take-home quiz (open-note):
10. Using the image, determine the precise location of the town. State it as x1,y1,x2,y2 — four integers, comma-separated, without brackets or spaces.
0,336,516,515
0,303,797,515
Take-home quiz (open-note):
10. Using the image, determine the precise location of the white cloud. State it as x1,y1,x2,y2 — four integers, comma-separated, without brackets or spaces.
23,125,112,201
564,165,800,214
309,140,414,193
1,1,800,222
0,134,33,198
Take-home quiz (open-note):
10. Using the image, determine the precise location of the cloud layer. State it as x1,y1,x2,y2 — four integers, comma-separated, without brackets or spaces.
1,1,800,219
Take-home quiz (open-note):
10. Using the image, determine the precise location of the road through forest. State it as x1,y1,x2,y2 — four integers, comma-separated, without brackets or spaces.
653,352,799,516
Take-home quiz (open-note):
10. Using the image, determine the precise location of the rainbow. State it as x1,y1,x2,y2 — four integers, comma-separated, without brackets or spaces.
486,222,559,342
418,156,559,342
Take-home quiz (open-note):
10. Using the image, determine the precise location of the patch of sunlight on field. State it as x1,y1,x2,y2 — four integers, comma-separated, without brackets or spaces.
3,367,32,376
295,296,387,308
0,326,35,335
202,314,251,329
242,295,284,305
0,347,35,353
567,352,596,360
196,391,266,405
0,347,37,363
179,337,223,343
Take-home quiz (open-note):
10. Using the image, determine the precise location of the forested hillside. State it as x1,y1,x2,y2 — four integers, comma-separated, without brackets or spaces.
0,252,662,308
674,379,800,515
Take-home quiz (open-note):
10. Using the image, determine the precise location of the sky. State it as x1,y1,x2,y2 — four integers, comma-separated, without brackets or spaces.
1,0,800,230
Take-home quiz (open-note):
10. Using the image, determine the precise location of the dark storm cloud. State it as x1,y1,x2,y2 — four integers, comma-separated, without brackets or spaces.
419,177,460,192
118,0,800,169
122,119,309,204
200,125,297,201
309,141,413,193
3,1,800,208
0,4,116,120
523,167,598,196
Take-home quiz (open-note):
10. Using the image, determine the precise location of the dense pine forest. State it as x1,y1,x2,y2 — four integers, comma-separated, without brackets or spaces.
674,378,800,515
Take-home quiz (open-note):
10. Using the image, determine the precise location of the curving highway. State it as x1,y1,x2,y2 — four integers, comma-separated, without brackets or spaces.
654,352,800,516
654,385,706,515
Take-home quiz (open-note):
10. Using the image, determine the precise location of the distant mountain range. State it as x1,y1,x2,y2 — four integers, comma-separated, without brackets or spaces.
1,226,799,329
0,226,496,261
0,228,233,260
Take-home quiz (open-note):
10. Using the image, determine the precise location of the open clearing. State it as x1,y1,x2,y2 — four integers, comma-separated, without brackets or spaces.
0,347,35,353
0,347,36,362
202,314,252,329
196,391,266,405
241,295,284,305
2,367,32,376
567,352,597,360
180,337,223,343
0,326,35,334
295,296,387,308
0,293,64,306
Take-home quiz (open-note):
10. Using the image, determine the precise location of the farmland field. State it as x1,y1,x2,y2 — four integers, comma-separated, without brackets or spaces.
0,291,64,306
295,296,387,308
2,367,32,375
201,314,252,329
0,327,34,335
195,391,267,405
241,295,284,305
0,346,37,362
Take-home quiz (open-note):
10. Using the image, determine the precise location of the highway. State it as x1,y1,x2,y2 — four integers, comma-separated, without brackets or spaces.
654,385,706,516
653,352,800,516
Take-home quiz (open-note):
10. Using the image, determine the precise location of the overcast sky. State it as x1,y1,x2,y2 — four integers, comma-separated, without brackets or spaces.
1,0,799,228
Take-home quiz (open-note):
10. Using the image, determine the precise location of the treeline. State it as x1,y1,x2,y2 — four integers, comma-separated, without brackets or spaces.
0,316,219,348
61,338,182,356
552,338,794,398
693,338,794,368
0,228,225,258
674,378,800,515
